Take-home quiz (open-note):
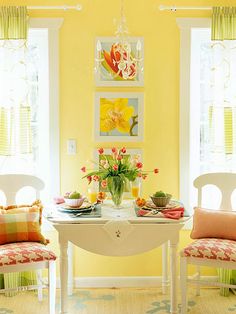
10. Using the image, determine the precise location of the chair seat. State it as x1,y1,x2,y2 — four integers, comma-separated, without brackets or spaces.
0,242,57,266
181,238,236,262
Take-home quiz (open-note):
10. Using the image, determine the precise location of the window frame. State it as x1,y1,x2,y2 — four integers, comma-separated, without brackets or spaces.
29,18,63,199
177,18,211,228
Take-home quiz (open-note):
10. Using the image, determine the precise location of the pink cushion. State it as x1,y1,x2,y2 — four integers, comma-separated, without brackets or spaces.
0,242,56,266
190,207,236,240
181,238,236,262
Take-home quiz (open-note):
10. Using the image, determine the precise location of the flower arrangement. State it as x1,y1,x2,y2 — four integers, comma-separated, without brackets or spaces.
81,147,159,207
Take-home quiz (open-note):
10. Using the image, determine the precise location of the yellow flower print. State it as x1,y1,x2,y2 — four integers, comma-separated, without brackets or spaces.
100,98,135,134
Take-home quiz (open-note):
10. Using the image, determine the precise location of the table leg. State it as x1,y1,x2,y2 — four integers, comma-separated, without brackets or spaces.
162,242,169,294
68,242,73,296
59,237,69,314
169,240,178,314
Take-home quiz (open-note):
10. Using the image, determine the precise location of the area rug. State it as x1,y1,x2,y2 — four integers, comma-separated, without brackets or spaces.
0,287,235,314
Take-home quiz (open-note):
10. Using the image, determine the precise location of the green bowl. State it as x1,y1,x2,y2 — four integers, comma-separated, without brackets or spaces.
150,194,172,207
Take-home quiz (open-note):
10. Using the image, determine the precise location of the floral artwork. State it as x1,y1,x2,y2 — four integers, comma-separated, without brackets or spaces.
94,93,144,142
95,37,144,86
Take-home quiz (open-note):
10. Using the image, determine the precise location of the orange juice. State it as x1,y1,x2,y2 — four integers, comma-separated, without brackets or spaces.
131,186,140,198
88,191,97,204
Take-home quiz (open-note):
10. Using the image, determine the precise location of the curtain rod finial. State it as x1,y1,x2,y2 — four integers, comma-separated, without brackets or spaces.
75,4,82,11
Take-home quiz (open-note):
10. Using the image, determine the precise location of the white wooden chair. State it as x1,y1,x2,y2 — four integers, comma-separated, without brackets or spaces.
0,174,56,314
180,172,236,314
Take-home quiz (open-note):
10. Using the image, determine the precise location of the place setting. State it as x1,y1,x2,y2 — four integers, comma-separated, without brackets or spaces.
135,190,185,219
48,190,104,221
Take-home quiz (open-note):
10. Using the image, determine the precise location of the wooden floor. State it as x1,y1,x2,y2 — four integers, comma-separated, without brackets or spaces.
0,287,235,314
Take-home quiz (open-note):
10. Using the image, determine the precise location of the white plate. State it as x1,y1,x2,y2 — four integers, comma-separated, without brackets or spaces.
59,202,92,212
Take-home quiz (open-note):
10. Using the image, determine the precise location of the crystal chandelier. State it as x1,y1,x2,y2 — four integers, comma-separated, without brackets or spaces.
95,0,143,80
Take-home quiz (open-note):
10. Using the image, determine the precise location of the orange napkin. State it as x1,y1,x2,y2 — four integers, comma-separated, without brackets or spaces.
137,207,184,220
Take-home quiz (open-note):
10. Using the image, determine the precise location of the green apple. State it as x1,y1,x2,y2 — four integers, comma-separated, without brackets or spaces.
69,191,81,199
154,190,166,197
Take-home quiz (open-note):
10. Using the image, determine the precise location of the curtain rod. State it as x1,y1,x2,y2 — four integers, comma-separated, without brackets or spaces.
27,4,82,11
159,5,212,11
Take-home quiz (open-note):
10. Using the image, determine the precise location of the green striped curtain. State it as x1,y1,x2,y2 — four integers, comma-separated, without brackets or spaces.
224,107,233,155
0,6,28,40
0,106,32,156
0,107,10,155
19,105,32,154
212,7,236,40
0,6,36,296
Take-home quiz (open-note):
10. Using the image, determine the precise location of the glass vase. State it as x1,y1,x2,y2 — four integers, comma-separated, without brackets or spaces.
107,176,125,208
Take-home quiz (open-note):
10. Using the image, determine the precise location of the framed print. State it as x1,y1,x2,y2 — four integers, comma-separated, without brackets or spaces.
94,148,143,196
94,92,144,142
95,36,144,87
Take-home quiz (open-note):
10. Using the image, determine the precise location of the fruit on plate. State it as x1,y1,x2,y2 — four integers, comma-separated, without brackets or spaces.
153,190,166,197
97,191,106,202
64,191,84,208
136,197,146,208
64,191,82,199
151,191,172,207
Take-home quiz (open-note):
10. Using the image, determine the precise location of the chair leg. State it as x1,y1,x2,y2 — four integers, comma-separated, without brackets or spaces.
180,257,188,314
196,265,201,296
36,270,43,301
48,261,56,314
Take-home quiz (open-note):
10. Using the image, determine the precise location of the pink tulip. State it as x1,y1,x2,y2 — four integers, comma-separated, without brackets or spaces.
87,176,92,183
112,147,118,154
81,166,86,172
136,162,143,169
93,175,99,181
120,147,126,154
117,155,123,161
101,180,107,188
98,147,104,154
113,164,118,171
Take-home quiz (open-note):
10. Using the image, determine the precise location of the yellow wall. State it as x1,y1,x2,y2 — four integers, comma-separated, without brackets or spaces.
6,0,236,277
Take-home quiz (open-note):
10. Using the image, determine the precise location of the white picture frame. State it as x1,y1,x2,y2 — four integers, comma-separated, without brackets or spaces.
94,36,144,87
94,92,144,142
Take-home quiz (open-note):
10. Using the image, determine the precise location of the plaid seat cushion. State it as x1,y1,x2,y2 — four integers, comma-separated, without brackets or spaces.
0,242,56,266
0,212,48,245
181,238,236,262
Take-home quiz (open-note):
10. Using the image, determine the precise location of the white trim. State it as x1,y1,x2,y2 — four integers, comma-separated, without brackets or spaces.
29,18,63,199
54,275,218,288
177,18,210,230
28,5,82,11
29,18,64,29
176,18,211,29
160,5,212,11
94,92,144,142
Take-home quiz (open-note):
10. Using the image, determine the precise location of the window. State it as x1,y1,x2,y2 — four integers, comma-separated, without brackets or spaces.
0,19,62,204
178,18,236,215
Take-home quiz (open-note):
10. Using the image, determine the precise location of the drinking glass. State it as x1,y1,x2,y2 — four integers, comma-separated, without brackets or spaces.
131,178,141,199
87,184,98,204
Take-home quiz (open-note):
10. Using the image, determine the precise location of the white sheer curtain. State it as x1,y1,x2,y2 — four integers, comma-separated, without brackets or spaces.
0,39,36,174
200,40,236,173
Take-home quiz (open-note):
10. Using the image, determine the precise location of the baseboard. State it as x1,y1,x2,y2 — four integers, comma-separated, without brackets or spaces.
55,275,218,289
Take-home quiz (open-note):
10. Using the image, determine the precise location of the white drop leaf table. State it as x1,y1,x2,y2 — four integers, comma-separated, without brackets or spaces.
47,201,189,314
